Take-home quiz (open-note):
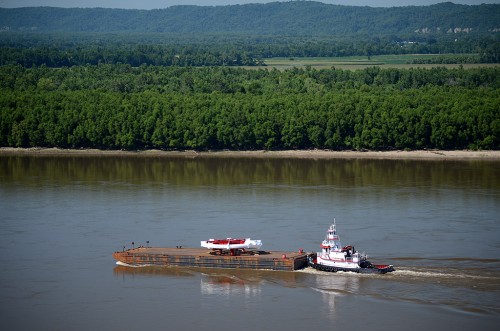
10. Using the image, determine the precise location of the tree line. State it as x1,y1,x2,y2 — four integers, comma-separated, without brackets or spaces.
1,33,499,67
1,65,498,151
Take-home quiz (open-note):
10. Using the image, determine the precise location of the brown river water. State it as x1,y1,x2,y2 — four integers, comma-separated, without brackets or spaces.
0,155,499,330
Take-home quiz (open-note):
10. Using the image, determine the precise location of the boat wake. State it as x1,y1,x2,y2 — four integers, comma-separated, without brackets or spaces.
389,256,500,263
297,267,365,276
299,265,500,292
393,268,497,280
305,264,500,316
115,261,155,268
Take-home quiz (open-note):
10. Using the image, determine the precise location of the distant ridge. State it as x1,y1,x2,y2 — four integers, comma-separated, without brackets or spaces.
0,1,498,35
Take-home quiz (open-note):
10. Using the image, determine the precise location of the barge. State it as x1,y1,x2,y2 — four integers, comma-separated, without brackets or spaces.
113,247,309,271
113,221,394,273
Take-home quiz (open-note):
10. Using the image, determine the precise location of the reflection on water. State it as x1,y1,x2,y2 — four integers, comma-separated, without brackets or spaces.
200,274,262,298
114,261,500,317
309,271,360,316
1,155,498,189
114,264,314,302
113,264,198,278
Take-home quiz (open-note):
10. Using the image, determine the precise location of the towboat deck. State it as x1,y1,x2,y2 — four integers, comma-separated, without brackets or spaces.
113,247,309,271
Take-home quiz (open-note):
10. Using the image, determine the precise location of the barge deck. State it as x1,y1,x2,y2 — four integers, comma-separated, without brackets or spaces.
113,247,309,271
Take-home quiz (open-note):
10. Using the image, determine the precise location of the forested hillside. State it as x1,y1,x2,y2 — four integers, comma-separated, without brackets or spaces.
1,2,498,67
1,65,498,151
1,2,498,152
1,2,498,35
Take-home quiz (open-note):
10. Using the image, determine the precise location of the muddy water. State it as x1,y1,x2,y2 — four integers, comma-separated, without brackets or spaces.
0,155,498,330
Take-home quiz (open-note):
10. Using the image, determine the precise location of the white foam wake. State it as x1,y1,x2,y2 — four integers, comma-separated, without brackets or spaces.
116,261,154,268
393,268,495,280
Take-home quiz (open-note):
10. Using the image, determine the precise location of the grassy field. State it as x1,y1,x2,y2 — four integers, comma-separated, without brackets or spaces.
259,54,499,70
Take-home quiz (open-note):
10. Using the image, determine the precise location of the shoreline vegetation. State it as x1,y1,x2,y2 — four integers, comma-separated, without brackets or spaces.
1,147,499,161
2,65,498,152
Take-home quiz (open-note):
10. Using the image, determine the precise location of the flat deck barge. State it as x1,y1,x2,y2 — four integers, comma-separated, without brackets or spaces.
113,247,309,271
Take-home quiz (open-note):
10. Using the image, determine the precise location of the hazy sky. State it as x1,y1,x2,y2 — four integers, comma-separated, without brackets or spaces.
0,0,498,9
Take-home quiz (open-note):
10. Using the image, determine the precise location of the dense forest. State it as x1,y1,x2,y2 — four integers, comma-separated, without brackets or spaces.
1,2,498,151
1,65,498,150
1,2,498,35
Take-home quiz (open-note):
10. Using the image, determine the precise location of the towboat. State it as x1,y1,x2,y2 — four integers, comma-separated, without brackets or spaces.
308,221,394,274
201,238,262,255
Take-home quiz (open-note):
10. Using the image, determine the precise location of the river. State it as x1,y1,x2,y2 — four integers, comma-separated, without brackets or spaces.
0,155,499,330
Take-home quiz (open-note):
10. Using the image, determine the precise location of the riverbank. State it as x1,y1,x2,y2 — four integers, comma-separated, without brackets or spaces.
1,147,499,160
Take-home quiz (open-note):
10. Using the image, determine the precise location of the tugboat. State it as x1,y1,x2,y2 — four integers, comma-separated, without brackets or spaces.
308,221,394,274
